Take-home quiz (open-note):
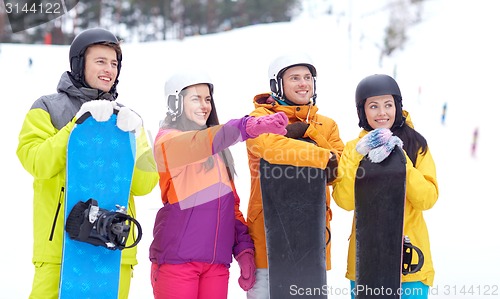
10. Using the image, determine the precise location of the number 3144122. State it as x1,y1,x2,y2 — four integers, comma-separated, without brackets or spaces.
5,2,62,14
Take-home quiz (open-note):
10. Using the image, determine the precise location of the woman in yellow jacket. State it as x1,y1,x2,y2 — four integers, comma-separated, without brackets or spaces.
332,74,438,299
246,52,344,299
16,28,159,299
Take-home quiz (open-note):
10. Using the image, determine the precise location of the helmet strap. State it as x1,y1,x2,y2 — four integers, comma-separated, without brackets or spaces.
166,94,183,121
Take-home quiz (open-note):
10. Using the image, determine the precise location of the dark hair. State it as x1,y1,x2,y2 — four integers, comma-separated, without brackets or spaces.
99,41,122,61
392,119,428,166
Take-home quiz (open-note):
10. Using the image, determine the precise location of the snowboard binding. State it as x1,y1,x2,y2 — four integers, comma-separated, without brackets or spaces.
402,235,424,275
65,198,142,250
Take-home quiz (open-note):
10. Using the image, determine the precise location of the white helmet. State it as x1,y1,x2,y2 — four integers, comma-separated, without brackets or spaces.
268,52,317,104
164,69,214,119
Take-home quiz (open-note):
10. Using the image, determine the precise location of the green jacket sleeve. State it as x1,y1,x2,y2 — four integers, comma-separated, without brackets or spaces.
130,127,159,196
16,108,75,179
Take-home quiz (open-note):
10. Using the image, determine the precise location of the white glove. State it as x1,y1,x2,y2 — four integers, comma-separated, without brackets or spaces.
75,100,114,122
116,106,143,133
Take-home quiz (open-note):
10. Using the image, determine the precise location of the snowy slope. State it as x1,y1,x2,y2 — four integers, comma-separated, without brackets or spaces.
1,0,499,298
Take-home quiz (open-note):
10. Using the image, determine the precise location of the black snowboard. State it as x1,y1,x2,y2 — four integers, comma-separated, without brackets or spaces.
260,159,327,299
354,147,407,299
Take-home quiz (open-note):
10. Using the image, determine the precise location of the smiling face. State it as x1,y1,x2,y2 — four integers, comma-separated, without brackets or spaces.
182,84,212,127
83,44,118,92
364,94,396,129
281,65,314,105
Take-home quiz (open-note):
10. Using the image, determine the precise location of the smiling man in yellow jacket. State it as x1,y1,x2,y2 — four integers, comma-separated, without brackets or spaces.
16,28,159,299
245,52,344,299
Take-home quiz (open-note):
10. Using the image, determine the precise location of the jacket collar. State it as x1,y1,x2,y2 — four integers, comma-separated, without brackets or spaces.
253,92,318,123
57,72,116,103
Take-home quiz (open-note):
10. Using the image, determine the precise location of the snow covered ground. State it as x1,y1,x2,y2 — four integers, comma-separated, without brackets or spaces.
1,0,499,298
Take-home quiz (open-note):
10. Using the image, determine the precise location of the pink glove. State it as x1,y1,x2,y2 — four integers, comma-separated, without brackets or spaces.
235,249,256,291
246,112,288,138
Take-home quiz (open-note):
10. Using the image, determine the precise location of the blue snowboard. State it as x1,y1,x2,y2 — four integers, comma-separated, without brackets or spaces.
59,113,136,299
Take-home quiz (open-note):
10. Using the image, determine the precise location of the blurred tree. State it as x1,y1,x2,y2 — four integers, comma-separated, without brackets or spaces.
0,1,6,42
380,0,425,64
0,0,301,43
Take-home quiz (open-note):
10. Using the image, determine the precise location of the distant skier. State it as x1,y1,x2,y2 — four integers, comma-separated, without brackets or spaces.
441,102,447,125
471,127,479,157
28,57,33,68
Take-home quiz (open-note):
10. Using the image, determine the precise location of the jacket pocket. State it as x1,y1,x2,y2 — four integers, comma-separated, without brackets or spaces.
49,187,64,241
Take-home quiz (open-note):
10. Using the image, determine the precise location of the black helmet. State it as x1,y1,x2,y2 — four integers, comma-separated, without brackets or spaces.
355,74,404,131
69,28,122,90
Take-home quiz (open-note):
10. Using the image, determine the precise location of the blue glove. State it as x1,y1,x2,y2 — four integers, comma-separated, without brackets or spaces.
356,128,403,163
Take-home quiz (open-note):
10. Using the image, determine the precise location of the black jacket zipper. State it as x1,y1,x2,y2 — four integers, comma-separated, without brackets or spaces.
49,187,64,241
